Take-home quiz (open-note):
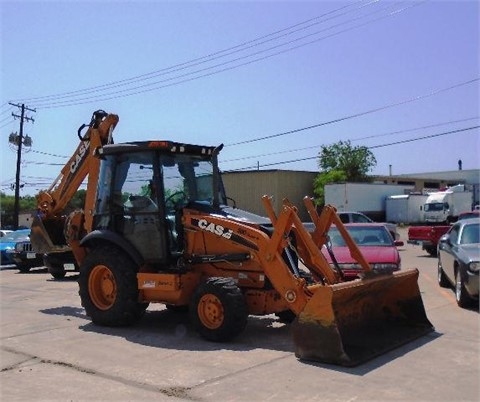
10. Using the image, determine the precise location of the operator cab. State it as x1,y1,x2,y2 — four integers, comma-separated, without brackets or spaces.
93,141,226,266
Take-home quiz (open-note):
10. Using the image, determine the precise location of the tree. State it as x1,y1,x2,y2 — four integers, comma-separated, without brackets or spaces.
313,140,376,206
0,191,87,228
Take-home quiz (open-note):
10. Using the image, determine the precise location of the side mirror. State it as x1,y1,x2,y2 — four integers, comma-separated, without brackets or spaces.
394,240,404,247
439,234,450,245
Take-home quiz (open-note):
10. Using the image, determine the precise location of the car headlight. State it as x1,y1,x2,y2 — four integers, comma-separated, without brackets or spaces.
372,263,399,272
329,263,362,270
468,262,480,274
15,243,25,252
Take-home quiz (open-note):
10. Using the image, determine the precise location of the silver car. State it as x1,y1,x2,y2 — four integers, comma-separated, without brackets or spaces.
437,218,480,308
336,211,399,240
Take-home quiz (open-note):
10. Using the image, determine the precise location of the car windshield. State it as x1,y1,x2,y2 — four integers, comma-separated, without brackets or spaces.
459,223,480,245
0,230,30,243
328,226,393,246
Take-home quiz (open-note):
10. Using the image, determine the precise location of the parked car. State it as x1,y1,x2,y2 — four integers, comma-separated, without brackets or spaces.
10,233,44,272
43,250,79,279
321,223,404,281
437,217,479,308
336,211,399,240
458,210,480,220
0,229,32,266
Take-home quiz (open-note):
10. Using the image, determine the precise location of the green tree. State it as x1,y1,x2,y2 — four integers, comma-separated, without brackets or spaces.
313,140,376,206
0,191,87,228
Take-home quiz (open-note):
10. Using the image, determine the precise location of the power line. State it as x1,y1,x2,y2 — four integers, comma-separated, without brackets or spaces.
225,125,479,170
12,0,372,104
226,78,480,146
11,1,425,109
221,116,479,163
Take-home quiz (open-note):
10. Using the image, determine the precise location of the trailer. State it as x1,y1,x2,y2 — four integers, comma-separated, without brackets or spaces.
386,194,429,224
324,182,414,221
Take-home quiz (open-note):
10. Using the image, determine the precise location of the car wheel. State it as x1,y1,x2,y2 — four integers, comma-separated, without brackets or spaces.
17,265,31,273
190,277,248,342
455,270,473,308
51,271,66,279
425,246,437,257
437,259,449,288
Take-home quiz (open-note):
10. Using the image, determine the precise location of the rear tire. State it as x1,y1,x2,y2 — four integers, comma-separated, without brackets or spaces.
51,271,66,279
78,245,147,326
425,246,437,257
190,277,248,342
455,270,473,308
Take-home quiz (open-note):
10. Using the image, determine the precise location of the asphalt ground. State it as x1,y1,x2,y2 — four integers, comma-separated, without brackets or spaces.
1,227,479,401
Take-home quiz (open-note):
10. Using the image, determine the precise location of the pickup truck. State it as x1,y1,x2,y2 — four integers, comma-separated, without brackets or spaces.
407,210,479,256
407,225,451,256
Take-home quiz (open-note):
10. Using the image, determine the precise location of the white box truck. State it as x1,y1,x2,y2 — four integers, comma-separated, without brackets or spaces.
386,194,429,224
423,186,473,223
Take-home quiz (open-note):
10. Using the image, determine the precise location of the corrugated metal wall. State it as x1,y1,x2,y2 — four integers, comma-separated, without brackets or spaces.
222,170,317,222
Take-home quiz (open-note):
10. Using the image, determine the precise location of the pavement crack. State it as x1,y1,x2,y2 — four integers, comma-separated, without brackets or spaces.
1,345,201,400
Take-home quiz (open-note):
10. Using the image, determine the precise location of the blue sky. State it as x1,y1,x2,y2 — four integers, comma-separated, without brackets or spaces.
1,0,479,196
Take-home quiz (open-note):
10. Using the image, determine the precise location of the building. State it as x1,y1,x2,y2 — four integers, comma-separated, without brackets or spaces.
221,168,480,222
222,170,317,221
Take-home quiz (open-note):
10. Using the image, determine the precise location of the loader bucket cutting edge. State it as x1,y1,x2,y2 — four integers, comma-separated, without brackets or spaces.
292,269,434,366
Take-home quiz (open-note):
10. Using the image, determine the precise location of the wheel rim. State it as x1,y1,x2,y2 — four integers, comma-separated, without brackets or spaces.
88,265,116,310
455,273,462,302
198,294,224,330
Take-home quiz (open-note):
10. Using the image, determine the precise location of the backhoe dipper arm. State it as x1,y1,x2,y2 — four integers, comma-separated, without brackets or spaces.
36,111,119,231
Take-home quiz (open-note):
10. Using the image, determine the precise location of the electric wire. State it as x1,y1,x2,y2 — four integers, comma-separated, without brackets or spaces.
226,78,479,146
12,1,425,109
11,0,373,104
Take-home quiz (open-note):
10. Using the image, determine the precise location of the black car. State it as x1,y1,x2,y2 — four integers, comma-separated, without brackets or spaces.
11,235,44,272
43,250,79,279
437,218,480,308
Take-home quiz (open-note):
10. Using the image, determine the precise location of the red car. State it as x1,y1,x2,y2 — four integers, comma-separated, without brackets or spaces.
321,223,404,280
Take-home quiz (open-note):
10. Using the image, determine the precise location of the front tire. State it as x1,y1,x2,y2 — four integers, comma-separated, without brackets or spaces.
17,265,31,273
189,277,248,342
437,259,449,288
78,246,147,326
455,270,473,308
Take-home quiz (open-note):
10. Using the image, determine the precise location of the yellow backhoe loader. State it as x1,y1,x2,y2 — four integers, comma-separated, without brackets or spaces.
31,110,434,366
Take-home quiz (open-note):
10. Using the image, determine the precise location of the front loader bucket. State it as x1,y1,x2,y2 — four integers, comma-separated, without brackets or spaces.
292,269,434,366
30,215,69,254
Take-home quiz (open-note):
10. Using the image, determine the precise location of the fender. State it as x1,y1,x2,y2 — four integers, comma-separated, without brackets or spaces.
80,229,144,266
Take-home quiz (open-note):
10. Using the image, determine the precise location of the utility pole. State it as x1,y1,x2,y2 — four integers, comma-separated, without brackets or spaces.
9,102,35,229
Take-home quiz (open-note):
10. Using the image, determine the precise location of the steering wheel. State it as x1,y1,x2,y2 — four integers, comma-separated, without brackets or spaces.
165,191,187,211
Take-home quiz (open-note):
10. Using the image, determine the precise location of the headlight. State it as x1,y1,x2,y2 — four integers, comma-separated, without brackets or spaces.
15,243,25,252
372,263,399,272
468,262,480,274
329,263,362,270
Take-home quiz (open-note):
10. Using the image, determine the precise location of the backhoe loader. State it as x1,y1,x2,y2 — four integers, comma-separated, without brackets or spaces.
31,110,434,366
